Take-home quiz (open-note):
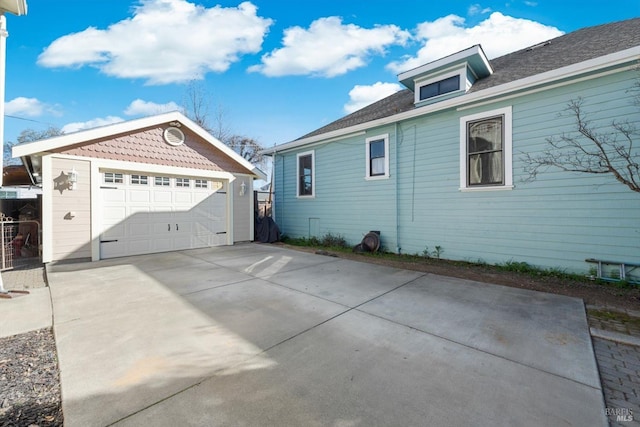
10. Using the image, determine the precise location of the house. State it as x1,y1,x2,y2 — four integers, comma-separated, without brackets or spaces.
13,111,266,263
263,18,640,277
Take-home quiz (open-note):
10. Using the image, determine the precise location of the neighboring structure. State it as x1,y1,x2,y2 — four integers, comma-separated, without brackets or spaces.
13,111,266,263
264,18,640,276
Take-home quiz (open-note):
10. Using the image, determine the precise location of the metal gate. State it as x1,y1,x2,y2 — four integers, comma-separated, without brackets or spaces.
0,214,41,271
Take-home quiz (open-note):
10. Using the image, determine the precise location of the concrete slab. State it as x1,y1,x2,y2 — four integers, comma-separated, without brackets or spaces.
0,287,52,338
115,310,605,427
46,244,607,427
52,273,278,427
359,273,600,388
204,247,336,279
183,278,348,349
266,258,424,307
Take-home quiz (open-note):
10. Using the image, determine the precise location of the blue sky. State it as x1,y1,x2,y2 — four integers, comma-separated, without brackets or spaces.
3,0,639,160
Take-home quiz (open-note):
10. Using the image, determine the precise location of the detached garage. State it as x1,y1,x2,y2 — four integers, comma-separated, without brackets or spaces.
13,111,266,263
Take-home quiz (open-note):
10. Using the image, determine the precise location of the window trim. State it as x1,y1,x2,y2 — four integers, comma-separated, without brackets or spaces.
175,177,190,188
459,106,513,191
130,174,148,185
194,179,208,189
415,67,466,104
154,176,171,187
104,172,124,184
365,134,390,180
296,150,315,198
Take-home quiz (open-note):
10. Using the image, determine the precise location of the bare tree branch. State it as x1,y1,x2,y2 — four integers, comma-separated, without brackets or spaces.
182,81,265,167
521,96,640,193
6,127,64,166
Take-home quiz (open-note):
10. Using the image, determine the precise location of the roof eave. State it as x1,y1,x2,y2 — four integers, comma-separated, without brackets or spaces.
265,45,640,154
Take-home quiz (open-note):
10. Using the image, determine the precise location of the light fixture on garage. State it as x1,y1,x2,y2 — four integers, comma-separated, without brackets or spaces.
67,168,78,190
239,180,247,196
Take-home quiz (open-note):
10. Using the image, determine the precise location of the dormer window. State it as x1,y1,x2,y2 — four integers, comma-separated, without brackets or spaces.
414,68,466,104
419,75,460,101
398,45,493,107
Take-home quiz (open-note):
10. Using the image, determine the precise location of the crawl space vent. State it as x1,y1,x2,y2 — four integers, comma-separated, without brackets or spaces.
163,126,185,146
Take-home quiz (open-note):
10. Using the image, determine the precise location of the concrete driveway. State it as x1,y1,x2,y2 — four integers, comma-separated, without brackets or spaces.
46,243,606,427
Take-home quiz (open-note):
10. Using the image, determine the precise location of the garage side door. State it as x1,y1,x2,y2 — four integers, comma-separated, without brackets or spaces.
100,172,227,259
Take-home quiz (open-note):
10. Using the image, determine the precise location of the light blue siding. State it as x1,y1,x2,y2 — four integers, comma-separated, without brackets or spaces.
274,68,640,275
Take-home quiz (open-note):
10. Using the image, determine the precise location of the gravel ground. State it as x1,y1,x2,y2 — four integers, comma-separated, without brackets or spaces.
0,328,63,427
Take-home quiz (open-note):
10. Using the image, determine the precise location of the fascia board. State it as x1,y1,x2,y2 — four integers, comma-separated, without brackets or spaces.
12,111,184,157
11,110,267,181
268,46,640,153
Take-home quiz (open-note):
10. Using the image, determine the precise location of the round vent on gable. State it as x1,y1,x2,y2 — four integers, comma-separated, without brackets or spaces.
163,126,185,146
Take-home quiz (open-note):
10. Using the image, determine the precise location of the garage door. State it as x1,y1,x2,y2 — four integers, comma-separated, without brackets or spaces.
99,172,227,259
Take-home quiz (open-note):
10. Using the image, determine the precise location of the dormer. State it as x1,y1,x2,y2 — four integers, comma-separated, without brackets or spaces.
398,45,493,107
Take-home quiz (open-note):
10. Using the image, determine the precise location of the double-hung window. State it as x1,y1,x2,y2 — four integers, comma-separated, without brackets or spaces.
459,106,513,191
365,134,389,179
297,151,315,197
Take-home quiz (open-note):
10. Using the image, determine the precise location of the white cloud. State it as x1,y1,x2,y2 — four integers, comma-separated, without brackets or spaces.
387,12,564,73
249,16,410,77
37,0,273,85
344,82,403,114
62,116,125,134
5,97,62,117
468,4,492,15
124,99,181,116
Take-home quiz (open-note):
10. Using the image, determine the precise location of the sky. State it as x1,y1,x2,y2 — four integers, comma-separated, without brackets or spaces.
2,0,639,170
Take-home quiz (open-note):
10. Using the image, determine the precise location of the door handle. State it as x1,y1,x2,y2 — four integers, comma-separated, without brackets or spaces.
168,224,170,231
176,224,179,231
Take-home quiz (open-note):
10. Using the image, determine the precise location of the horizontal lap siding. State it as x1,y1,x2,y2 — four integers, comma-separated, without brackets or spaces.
398,70,640,272
51,157,92,261
276,68,640,274
275,130,398,249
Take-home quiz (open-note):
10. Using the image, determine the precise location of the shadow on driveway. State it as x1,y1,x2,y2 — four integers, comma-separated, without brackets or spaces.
46,243,606,427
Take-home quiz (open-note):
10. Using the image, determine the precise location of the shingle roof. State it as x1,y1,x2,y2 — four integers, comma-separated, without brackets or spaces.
297,17,640,141
54,126,254,175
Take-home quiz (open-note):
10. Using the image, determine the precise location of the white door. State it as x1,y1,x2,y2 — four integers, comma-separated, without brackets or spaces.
99,173,227,259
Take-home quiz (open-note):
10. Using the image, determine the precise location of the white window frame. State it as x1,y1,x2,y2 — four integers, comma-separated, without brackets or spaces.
130,174,148,185
296,150,315,198
154,176,171,187
104,172,124,184
415,67,466,104
176,177,190,188
365,134,390,180
195,179,208,189
459,106,513,191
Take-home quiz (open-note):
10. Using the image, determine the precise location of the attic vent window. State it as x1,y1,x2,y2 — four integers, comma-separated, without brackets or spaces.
163,126,185,146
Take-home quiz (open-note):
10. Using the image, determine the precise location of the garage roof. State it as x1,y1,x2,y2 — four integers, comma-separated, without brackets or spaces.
13,111,267,183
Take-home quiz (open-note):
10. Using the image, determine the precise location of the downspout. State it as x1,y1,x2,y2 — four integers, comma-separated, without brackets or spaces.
395,122,401,254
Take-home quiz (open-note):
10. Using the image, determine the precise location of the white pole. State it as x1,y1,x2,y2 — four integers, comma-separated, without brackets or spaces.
0,15,6,295
0,14,6,188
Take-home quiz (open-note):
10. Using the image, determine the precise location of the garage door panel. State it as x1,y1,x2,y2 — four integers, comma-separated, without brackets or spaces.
127,223,151,236
102,189,126,202
153,191,172,203
102,224,125,239
100,173,229,259
129,190,151,203
129,240,153,256
174,192,192,204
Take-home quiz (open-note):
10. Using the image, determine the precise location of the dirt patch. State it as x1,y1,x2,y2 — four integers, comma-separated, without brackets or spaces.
278,243,640,313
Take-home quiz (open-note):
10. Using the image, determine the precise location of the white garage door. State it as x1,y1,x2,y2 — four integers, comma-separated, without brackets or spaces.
99,172,227,259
